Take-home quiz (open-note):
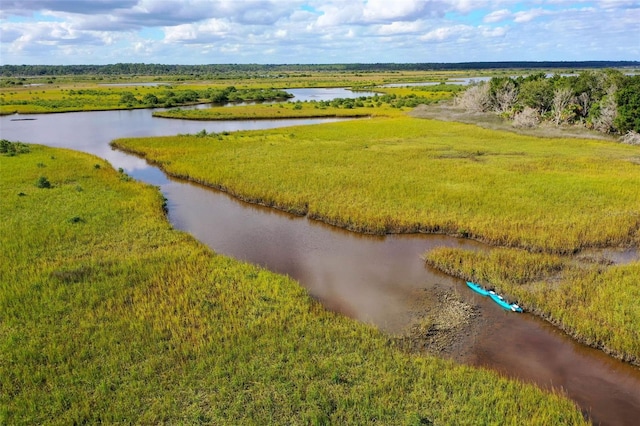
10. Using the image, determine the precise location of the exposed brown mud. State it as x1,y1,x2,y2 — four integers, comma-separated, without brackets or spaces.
392,289,482,358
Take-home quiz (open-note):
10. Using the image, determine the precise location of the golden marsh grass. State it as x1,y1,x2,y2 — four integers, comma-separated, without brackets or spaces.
0,143,587,424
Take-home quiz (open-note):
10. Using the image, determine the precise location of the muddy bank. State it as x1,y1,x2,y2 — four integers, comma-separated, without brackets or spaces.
392,289,482,359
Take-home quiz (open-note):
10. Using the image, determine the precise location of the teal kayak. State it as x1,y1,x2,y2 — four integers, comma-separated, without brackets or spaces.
466,281,523,313
488,291,523,313
466,281,491,296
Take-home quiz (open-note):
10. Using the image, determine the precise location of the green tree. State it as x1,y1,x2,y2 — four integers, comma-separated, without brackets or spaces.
614,75,640,133
119,92,137,105
518,78,554,115
142,93,159,105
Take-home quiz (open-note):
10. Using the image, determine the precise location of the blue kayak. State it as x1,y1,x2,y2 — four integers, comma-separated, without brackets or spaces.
488,291,523,313
466,281,523,313
466,281,491,296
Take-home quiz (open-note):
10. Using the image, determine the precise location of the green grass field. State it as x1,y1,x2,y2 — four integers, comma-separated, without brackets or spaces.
0,143,587,424
0,83,291,114
0,71,461,115
152,88,457,121
111,115,640,364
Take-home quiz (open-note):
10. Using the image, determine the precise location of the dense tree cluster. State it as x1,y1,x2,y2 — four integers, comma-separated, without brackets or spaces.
456,70,640,134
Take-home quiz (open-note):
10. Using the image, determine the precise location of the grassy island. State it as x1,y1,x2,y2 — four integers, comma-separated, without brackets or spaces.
0,142,587,424
153,102,378,120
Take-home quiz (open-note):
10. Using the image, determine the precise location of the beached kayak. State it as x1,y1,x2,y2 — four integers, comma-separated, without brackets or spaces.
466,281,523,313
488,290,523,313
466,281,491,296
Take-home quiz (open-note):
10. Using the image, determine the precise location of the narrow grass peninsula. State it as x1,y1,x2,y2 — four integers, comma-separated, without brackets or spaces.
0,143,587,424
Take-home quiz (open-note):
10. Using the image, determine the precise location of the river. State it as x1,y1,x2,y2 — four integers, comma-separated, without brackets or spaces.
1,89,639,425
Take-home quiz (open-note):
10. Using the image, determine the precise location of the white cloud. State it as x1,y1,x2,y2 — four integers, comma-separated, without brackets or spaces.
484,9,512,23
362,0,429,21
513,8,552,23
164,18,232,43
314,3,363,27
420,24,473,42
1,0,638,64
376,21,425,35
481,26,508,38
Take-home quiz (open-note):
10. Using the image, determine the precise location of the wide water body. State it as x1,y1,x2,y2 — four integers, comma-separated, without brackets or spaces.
2,90,639,425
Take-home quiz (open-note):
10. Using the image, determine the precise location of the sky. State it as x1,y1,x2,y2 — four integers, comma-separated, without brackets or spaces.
1,0,639,65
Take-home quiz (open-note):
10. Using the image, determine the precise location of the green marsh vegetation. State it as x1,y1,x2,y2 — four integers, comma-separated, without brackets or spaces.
112,114,640,364
112,116,640,253
0,83,291,114
0,68,463,115
0,142,587,424
153,99,380,120
152,87,457,120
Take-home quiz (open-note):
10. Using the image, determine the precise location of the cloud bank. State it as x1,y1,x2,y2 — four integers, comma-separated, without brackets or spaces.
1,0,638,64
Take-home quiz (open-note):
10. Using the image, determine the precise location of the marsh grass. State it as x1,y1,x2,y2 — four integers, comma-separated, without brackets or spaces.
112,115,640,254
0,143,587,424
152,102,380,120
151,88,456,121
0,71,460,115
0,83,288,114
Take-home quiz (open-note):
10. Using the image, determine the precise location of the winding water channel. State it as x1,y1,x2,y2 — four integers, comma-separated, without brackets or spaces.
2,88,639,425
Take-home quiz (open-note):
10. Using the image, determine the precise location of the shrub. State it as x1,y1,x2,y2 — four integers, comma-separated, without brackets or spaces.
36,176,51,188
0,139,30,156
620,131,640,145
454,83,491,112
512,107,540,128
615,75,640,133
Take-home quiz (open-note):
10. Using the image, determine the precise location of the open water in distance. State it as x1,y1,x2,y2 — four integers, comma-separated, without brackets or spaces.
1,89,639,425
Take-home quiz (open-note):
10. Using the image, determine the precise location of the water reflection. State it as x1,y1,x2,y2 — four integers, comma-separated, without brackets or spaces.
165,178,482,331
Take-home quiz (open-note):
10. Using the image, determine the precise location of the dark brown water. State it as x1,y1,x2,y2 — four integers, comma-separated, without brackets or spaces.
466,293,640,425
2,102,639,425
164,178,483,332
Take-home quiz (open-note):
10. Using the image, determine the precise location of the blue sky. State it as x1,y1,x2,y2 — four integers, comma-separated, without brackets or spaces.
1,0,638,65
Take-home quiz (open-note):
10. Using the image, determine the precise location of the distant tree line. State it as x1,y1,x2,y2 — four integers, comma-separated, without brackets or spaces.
1,61,638,77
455,70,640,137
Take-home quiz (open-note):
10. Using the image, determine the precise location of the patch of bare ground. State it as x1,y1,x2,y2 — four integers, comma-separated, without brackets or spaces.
392,288,482,359
409,102,617,141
